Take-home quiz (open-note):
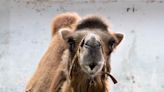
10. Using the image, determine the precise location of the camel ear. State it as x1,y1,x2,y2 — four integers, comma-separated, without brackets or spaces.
109,32,124,50
59,28,72,41
59,29,76,52
114,33,124,46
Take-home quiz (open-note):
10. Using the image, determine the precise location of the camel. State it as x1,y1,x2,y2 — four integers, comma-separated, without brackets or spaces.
25,12,123,92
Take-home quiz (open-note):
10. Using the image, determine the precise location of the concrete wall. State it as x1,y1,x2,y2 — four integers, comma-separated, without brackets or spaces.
0,0,164,92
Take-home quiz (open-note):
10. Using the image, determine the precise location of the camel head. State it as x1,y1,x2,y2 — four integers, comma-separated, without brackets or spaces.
60,16,123,78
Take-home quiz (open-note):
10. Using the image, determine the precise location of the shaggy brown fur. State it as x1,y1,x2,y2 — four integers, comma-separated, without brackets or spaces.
25,12,80,92
51,12,81,36
76,16,108,31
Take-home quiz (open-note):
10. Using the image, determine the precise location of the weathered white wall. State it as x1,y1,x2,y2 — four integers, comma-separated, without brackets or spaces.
0,0,164,92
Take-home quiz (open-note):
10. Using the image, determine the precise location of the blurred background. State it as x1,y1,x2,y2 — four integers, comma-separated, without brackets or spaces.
0,0,164,92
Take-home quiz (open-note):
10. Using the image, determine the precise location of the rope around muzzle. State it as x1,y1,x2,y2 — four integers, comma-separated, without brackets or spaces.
68,37,118,84
103,72,118,84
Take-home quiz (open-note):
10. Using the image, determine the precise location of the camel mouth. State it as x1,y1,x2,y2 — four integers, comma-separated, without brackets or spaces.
80,61,104,77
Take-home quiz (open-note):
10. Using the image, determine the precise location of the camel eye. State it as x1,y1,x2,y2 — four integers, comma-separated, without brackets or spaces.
67,38,75,52
108,39,116,50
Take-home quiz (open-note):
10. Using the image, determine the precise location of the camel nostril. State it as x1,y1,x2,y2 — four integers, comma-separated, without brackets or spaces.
84,40,101,49
89,64,96,70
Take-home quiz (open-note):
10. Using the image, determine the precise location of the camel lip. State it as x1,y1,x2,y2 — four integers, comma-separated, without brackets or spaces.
85,72,96,77
80,65,96,76
86,69,100,77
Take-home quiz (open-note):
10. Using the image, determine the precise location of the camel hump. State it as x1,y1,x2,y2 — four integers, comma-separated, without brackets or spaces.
51,12,81,36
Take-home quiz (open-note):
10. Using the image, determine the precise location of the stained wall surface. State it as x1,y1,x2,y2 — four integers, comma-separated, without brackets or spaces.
0,0,164,92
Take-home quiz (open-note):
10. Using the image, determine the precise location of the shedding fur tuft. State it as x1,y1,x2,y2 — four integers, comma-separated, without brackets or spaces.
51,12,81,36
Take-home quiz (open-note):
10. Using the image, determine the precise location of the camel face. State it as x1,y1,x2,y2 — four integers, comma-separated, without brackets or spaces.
79,32,105,76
